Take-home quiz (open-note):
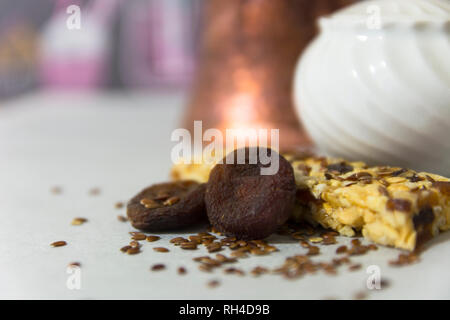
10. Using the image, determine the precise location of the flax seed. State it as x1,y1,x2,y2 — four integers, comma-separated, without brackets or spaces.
170,237,188,244
153,247,169,253
50,186,62,194
51,241,67,247
117,215,128,222
336,245,348,254
178,267,187,275
120,245,131,253
140,198,160,209
163,196,180,206
349,264,362,271
130,240,141,248
251,266,269,276
115,202,124,209
206,242,222,253
68,262,81,268
127,247,140,255
151,264,166,271
207,280,220,288
309,237,323,243
180,242,198,250
89,187,101,196
131,233,147,241
307,246,320,256
71,217,87,225
215,254,237,263
146,236,160,242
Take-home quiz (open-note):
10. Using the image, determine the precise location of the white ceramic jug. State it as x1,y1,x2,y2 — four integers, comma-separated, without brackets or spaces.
294,0,450,175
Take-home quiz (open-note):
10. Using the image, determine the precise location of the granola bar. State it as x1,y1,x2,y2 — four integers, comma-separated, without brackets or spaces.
171,153,450,250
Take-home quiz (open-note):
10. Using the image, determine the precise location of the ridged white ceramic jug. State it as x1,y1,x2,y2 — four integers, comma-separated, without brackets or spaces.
294,0,450,176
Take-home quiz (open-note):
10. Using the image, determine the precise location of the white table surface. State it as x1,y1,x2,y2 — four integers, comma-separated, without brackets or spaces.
1,91,449,300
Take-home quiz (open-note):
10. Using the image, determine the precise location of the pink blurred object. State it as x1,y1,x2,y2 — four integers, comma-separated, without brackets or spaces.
39,0,119,90
118,0,202,89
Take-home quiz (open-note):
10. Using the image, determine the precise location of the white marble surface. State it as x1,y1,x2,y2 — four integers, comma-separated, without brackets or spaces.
0,92,449,299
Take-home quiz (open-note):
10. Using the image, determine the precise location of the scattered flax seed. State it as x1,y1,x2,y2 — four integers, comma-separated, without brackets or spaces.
178,267,187,275
207,280,220,288
251,266,269,276
198,264,213,272
50,186,63,194
389,253,419,266
89,188,101,196
368,244,378,251
140,198,159,209
215,254,237,263
250,248,267,256
300,241,310,248
193,256,209,262
71,217,87,225
163,196,180,206
199,258,221,267
151,264,166,271
207,242,222,253
180,242,198,250
153,247,169,253
309,237,323,243
264,245,278,253
117,215,128,222
131,233,147,241
146,236,161,242
115,202,124,209
351,239,361,246
307,246,320,256
336,246,348,254
68,262,81,268
353,291,368,300
349,264,362,271
126,247,141,255
224,267,245,276
230,251,248,258
129,241,140,248
120,245,131,253
51,241,67,247
170,237,188,245
380,279,390,288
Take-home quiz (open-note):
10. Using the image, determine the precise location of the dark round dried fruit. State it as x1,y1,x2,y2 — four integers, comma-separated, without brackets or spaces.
205,147,296,240
127,181,206,231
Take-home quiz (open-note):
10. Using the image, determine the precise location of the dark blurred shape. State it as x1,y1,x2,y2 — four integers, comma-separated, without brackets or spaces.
183,0,356,151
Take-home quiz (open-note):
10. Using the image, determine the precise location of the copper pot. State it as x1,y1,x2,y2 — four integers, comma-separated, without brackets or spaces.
183,0,355,151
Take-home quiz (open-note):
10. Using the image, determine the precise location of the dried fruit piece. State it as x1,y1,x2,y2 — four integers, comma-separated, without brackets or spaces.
205,147,296,240
127,181,207,231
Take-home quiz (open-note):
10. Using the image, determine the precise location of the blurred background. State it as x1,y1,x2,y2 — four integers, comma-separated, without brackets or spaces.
0,0,203,100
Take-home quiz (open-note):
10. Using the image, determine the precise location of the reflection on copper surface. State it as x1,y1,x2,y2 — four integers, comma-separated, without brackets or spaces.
183,0,356,151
